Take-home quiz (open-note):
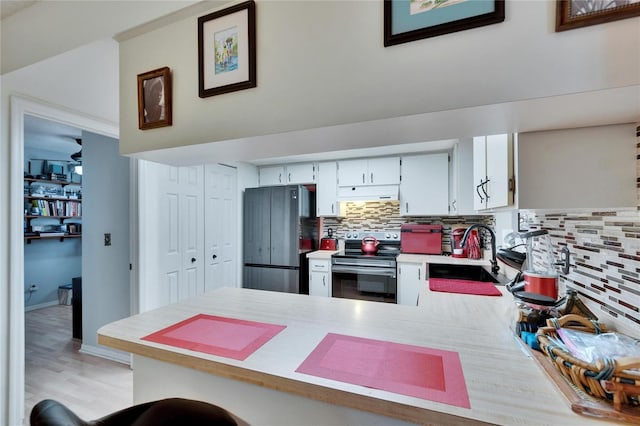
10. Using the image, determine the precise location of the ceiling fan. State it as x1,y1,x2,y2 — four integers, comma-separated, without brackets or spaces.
70,138,82,175
70,138,82,161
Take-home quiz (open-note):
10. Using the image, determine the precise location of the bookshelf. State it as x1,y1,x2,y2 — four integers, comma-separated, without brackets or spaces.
24,177,82,243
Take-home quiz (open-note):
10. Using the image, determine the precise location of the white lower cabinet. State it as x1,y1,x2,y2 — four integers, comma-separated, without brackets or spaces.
309,259,331,297
397,261,424,306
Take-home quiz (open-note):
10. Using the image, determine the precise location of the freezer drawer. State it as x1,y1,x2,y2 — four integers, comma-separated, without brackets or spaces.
243,265,300,294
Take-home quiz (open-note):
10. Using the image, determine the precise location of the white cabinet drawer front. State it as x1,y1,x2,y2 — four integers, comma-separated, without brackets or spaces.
310,260,330,272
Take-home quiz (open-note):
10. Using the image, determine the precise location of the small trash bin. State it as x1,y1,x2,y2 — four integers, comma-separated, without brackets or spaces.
58,284,72,305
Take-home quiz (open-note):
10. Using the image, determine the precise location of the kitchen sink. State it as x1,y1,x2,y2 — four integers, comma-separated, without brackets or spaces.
427,263,500,283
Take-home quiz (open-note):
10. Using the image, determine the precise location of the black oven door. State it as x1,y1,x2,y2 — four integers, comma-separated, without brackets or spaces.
331,265,397,303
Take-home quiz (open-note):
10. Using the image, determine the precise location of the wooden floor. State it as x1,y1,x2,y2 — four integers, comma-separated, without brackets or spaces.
24,305,133,424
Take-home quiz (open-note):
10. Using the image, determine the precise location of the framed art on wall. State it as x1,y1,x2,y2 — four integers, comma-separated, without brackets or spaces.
556,0,640,31
198,0,256,98
137,67,172,130
384,0,505,47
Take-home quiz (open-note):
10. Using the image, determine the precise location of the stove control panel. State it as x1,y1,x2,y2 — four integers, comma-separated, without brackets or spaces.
344,231,400,241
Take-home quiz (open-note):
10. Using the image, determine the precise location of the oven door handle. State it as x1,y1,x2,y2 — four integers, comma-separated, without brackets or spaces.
331,265,396,277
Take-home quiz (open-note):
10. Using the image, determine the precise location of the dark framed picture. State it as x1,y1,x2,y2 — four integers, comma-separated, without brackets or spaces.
556,0,640,31
137,67,172,130
384,0,505,47
198,0,256,98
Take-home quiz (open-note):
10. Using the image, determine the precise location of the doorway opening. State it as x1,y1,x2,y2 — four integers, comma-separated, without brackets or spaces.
9,95,124,425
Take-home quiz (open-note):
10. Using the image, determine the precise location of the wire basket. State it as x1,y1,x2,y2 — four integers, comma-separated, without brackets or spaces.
537,314,640,411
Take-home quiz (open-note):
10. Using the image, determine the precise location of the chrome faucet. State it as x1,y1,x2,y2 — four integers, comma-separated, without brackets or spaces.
460,224,500,275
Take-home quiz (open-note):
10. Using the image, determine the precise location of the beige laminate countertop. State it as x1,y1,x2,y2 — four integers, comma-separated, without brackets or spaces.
97,287,605,425
306,249,339,259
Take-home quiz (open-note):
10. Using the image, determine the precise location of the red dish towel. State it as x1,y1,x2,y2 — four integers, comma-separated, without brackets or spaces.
296,333,470,408
142,314,286,360
429,278,502,296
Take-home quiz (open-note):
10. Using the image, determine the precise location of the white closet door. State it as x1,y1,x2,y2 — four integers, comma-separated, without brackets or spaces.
204,164,238,292
180,166,204,299
158,165,204,306
160,165,182,306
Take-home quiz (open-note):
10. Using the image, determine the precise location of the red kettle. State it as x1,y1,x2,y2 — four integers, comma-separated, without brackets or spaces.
361,236,379,254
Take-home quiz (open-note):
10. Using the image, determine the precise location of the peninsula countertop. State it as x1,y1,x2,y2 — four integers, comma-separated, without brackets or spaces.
98,287,602,425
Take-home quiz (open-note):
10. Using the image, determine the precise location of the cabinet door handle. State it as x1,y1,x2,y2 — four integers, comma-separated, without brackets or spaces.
481,178,490,200
331,203,334,214
191,257,196,263
278,173,282,183
452,199,457,212
322,275,326,286
476,182,484,202
405,202,409,213
418,268,421,280
288,172,291,182
362,173,365,184
212,254,217,259
370,172,374,183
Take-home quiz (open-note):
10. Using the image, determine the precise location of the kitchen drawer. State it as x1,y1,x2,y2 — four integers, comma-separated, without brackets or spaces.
310,259,330,272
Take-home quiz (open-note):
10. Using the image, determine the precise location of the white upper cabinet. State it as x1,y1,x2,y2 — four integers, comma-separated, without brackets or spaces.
259,166,286,186
285,163,316,184
517,124,636,209
473,134,514,210
450,140,475,215
338,157,400,186
400,153,449,216
316,161,340,216
259,163,316,186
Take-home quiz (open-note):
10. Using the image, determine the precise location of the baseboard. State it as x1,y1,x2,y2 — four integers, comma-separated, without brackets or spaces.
25,300,60,312
80,343,131,366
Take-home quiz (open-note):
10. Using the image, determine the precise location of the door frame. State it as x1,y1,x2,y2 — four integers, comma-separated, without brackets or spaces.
8,95,123,425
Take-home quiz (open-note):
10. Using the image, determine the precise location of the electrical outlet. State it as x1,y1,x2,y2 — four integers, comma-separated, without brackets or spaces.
104,233,111,246
29,284,39,292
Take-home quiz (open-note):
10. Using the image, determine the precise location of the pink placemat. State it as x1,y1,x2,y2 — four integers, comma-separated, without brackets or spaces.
429,278,502,296
141,314,286,361
296,333,470,409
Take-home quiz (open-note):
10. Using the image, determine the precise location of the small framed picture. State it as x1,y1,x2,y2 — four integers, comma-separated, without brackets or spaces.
137,67,172,130
556,0,640,31
198,0,256,98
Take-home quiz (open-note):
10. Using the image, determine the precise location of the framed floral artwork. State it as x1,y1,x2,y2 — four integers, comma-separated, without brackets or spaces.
198,0,256,98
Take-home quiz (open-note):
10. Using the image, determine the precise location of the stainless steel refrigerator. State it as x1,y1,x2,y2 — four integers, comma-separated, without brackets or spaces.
243,185,316,293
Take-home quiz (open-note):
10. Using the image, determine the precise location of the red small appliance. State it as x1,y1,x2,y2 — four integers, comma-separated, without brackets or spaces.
400,224,442,254
320,228,339,250
451,228,468,258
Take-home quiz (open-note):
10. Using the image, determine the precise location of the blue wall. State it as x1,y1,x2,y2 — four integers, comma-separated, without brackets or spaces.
24,238,81,307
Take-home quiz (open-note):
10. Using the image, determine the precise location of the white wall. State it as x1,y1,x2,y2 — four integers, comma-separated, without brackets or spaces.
117,1,640,158
81,131,130,356
0,0,200,74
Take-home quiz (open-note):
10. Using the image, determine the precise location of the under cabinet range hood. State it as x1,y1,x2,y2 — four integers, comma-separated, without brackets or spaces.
337,185,399,202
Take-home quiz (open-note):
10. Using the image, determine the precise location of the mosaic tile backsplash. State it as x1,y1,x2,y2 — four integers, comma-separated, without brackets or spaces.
321,201,494,252
521,209,640,338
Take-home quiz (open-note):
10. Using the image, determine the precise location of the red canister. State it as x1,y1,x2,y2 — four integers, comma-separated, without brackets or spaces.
451,228,467,258
523,272,558,300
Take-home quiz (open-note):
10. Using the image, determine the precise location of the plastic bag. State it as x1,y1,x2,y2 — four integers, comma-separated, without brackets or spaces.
557,328,640,364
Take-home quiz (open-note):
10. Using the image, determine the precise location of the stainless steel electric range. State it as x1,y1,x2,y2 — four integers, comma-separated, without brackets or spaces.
331,231,401,303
